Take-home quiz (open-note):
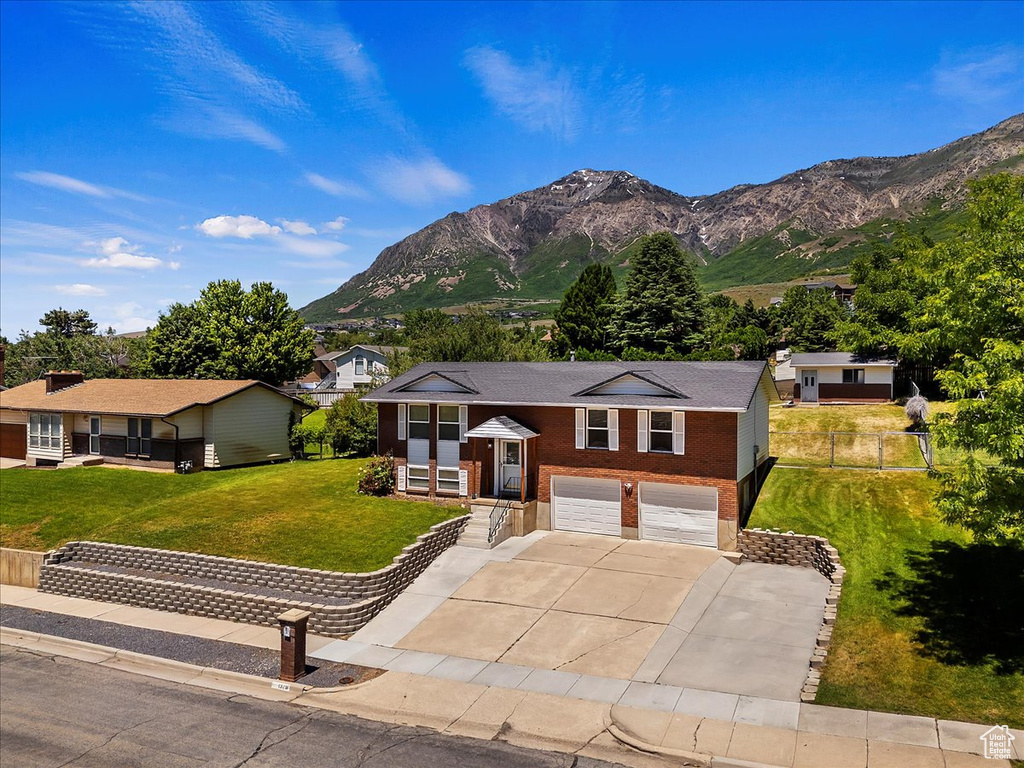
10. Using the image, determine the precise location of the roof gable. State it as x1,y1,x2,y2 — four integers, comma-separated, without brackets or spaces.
574,371,685,399
396,371,478,394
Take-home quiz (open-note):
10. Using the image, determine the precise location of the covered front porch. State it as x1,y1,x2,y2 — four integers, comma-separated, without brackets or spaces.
464,415,540,504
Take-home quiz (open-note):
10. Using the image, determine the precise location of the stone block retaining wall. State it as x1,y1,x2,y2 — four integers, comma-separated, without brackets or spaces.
39,515,469,637
738,528,845,703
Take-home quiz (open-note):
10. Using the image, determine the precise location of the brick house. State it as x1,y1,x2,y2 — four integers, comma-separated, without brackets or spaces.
791,352,896,403
0,371,308,470
364,361,777,550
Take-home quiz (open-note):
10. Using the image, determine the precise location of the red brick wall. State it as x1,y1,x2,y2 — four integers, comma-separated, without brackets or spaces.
377,402,744,524
794,382,891,402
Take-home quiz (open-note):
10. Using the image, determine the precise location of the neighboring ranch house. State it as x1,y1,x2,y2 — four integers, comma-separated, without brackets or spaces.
0,371,307,470
364,361,777,551
313,345,404,391
791,352,897,403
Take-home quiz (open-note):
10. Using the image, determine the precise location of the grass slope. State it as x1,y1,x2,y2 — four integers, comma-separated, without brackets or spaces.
0,461,458,572
750,468,1023,726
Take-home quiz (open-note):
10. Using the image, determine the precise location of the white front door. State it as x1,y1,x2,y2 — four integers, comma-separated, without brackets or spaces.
498,439,522,496
639,483,719,547
89,416,101,455
551,476,622,536
801,369,818,402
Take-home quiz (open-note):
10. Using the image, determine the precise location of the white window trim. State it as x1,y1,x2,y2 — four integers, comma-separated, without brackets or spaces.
28,412,61,450
436,467,461,495
397,404,407,441
407,403,430,442
585,407,617,450
842,368,865,384
673,411,685,456
648,410,675,454
406,464,430,491
437,404,462,444
354,356,365,376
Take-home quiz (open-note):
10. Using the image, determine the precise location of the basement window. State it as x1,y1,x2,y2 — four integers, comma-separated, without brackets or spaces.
407,465,429,491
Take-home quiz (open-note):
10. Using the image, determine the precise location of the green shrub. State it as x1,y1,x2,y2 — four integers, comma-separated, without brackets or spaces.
325,391,378,457
358,453,396,496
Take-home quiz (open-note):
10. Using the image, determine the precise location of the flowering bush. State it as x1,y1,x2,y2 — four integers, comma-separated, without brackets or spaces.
358,453,396,496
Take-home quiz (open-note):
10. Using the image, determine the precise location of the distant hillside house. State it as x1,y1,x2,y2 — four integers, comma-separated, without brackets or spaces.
791,353,896,403
314,345,406,391
0,371,308,470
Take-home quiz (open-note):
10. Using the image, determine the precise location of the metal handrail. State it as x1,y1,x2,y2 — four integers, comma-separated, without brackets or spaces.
488,476,520,542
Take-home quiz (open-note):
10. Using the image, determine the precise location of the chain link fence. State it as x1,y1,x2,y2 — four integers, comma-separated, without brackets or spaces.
771,430,933,470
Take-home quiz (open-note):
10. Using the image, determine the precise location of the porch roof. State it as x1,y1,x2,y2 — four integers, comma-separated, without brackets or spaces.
464,415,539,441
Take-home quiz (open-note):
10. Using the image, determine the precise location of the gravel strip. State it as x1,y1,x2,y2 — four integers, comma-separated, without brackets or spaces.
0,605,380,688
57,561,356,606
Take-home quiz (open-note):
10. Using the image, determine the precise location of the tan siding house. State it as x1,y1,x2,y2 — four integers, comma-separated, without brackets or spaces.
0,372,308,470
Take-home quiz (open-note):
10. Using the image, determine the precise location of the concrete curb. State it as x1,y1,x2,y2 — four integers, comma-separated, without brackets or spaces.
606,723,711,766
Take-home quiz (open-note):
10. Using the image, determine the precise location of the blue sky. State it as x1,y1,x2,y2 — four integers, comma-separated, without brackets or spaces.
2,1,1022,334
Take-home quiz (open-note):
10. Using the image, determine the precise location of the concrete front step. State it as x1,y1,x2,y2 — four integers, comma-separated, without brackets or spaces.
57,456,104,468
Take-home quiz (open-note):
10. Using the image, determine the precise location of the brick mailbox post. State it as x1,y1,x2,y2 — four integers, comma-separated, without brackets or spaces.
277,608,311,682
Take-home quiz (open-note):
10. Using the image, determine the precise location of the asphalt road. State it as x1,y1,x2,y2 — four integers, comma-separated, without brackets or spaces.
0,645,623,768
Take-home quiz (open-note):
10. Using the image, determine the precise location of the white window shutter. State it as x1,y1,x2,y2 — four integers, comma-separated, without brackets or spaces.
459,405,468,443
608,409,619,451
637,410,649,453
575,408,585,449
673,411,686,455
397,404,406,441
458,469,468,496
397,464,407,491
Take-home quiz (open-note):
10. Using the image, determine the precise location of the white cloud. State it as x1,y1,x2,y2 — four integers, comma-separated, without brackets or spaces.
82,236,164,270
463,46,582,140
304,172,370,199
368,156,471,205
16,171,148,201
197,215,282,239
279,219,317,236
278,236,349,258
322,216,349,232
55,283,107,296
107,301,159,333
933,46,1024,104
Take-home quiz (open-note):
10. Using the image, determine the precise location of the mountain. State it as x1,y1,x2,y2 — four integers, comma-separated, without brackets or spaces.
302,115,1024,321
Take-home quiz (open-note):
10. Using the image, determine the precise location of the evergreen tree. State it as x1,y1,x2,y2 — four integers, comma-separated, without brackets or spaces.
609,233,706,356
779,285,847,352
553,263,617,355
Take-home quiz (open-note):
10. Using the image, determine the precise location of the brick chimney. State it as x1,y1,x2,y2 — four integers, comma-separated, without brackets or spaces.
45,370,85,394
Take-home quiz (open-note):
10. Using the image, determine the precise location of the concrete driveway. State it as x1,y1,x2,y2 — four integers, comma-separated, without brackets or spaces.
381,532,722,680
323,530,829,703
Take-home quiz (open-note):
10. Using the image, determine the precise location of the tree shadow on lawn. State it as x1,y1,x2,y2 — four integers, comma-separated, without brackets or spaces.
875,540,1024,674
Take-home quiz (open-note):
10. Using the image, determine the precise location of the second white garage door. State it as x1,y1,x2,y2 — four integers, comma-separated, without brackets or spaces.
551,476,621,536
639,483,719,548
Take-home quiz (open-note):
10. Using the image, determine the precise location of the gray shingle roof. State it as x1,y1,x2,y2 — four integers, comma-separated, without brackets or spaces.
790,353,897,367
363,361,773,411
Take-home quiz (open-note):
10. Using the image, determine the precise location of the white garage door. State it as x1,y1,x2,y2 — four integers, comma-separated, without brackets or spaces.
551,476,621,536
639,483,718,548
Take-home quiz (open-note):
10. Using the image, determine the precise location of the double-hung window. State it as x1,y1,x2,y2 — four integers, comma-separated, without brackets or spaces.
354,356,365,376
437,405,461,442
649,411,674,453
28,413,60,449
587,409,609,449
842,368,865,384
127,417,152,456
407,405,430,440
407,465,429,490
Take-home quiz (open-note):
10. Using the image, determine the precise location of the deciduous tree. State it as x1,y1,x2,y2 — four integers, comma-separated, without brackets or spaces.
146,280,314,385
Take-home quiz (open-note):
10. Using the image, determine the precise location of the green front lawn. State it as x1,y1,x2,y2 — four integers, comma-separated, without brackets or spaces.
0,460,458,572
750,468,1023,726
